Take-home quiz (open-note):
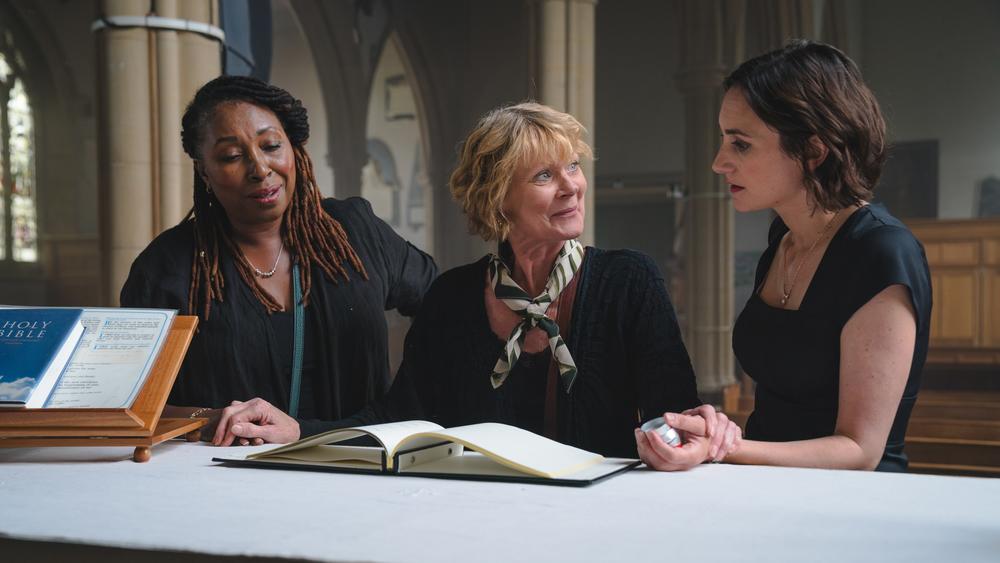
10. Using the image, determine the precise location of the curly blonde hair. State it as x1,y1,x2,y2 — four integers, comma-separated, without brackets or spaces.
449,102,592,242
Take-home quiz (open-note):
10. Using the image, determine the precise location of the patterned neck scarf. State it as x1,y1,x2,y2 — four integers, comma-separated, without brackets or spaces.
489,239,585,392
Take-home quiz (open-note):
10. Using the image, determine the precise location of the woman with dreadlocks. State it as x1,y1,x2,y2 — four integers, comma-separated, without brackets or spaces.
120,76,437,446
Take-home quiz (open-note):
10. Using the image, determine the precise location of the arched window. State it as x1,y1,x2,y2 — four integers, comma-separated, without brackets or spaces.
361,34,430,252
0,31,37,263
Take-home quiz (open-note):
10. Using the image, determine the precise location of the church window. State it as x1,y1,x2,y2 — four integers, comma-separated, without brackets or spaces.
0,32,37,263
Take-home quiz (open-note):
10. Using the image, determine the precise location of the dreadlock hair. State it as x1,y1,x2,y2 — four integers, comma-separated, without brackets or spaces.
180,75,368,320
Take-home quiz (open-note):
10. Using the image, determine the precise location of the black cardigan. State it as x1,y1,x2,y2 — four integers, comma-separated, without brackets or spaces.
337,247,700,458
120,197,437,435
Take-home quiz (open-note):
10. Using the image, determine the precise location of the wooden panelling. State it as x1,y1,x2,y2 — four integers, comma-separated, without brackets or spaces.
984,240,1000,266
923,241,979,267
908,219,1000,365
908,419,1000,441
912,391,1000,421
907,391,1000,477
909,462,1000,477
956,351,998,364
908,218,1000,241
906,438,1000,468
926,349,1000,365
933,270,977,345
985,269,1000,347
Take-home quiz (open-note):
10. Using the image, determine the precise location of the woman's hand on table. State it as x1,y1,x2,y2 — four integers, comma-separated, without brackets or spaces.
211,398,301,446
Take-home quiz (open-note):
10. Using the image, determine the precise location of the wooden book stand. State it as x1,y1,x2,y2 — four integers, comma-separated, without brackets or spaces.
0,316,205,462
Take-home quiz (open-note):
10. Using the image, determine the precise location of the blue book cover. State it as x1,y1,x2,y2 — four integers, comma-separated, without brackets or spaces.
0,308,86,408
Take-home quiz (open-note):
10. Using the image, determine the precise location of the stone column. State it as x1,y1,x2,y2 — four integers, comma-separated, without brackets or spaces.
97,0,153,306
96,0,220,305
176,1,222,215
535,0,597,246
155,0,184,230
674,0,745,396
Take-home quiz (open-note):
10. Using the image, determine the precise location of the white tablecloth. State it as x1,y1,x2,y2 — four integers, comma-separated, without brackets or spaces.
1,442,998,562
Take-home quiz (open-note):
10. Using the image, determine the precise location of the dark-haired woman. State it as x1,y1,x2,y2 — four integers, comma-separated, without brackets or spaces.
120,76,437,446
638,40,931,472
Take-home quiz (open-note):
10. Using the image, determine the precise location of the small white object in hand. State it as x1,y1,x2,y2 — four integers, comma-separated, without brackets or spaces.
640,417,682,447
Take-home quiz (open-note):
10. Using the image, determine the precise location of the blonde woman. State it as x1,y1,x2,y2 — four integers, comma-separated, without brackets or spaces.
338,102,740,468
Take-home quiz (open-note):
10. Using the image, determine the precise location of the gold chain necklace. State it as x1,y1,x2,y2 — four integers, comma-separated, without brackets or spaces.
780,209,841,307
244,242,284,278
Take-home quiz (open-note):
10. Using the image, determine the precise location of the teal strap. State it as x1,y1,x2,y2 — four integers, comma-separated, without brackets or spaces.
288,263,304,418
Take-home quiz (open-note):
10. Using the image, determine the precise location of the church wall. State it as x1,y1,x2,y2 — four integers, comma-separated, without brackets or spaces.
861,0,1000,220
594,0,684,178
591,0,684,289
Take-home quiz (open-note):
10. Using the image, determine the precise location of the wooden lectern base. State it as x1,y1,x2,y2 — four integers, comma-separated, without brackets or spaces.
0,417,207,462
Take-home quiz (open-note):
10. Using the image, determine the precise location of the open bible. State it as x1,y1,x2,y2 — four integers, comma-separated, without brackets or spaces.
0,311,202,462
214,420,640,486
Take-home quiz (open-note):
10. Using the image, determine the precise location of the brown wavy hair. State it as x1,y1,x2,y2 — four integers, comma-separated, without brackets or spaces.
723,39,887,212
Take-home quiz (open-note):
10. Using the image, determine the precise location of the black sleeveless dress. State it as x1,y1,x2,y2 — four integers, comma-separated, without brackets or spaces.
733,204,932,472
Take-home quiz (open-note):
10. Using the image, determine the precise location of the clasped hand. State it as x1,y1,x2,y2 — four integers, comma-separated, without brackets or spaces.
635,404,742,471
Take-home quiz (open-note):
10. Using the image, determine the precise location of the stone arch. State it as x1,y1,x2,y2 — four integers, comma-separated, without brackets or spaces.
359,31,435,252
287,1,369,200
390,15,486,269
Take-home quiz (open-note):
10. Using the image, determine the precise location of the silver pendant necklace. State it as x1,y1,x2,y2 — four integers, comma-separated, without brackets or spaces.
780,209,841,307
245,242,284,278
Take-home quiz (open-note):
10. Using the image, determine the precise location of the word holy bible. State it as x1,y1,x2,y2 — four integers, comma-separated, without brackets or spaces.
215,420,640,487
0,308,85,408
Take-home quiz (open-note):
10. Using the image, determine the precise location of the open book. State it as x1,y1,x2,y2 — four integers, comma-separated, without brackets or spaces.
214,421,640,487
0,306,176,410
44,307,176,409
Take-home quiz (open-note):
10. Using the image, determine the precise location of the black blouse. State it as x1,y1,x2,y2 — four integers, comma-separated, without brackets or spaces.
733,204,932,471
119,197,438,435
337,248,701,458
